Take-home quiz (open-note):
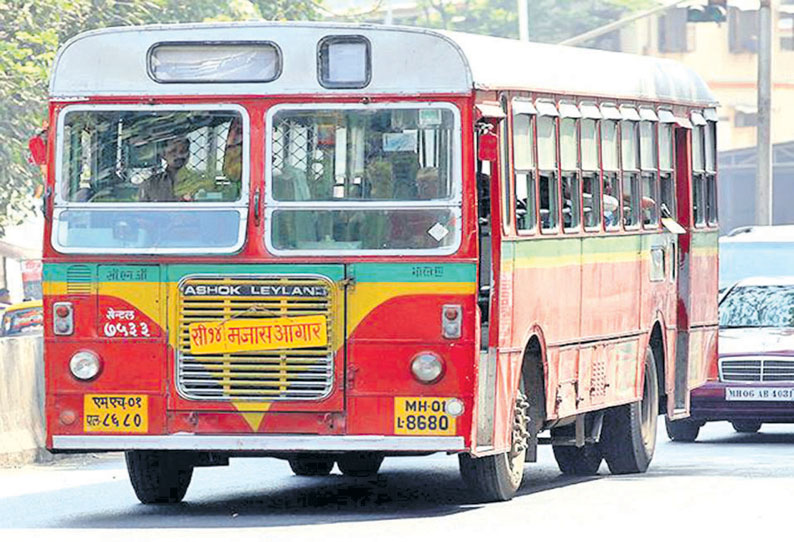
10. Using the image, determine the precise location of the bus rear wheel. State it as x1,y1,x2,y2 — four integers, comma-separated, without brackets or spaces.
459,388,529,502
125,451,193,504
552,444,603,475
336,452,384,477
599,346,659,474
288,454,335,476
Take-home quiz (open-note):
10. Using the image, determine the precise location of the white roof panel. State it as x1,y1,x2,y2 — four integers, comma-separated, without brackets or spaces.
50,22,718,106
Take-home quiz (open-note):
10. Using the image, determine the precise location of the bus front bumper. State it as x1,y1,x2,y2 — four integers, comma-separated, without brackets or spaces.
51,434,466,453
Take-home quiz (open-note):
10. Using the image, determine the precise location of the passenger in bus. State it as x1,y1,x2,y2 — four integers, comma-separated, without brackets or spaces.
415,166,442,200
139,136,190,202
391,167,447,248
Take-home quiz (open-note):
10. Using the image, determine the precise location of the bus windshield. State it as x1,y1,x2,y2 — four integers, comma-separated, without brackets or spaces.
59,109,244,203
53,107,247,254
268,105,460,253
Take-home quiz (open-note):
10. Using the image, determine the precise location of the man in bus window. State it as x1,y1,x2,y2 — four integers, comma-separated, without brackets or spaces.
139,136,190,202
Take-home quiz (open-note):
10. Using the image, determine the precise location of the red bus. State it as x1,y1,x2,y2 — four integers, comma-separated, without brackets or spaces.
40,23,718,503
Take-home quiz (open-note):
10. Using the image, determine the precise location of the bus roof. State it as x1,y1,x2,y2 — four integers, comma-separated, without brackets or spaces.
50,22,717,106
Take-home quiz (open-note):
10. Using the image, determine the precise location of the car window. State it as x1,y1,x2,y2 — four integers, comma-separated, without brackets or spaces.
720,285,794,328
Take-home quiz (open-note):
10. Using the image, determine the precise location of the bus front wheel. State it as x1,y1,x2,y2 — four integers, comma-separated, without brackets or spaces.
125,451,193,504
336,452,384,477
599,346,659,474
458,388,529,502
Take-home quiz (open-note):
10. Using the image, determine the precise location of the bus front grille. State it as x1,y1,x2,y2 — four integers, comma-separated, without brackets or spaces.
177,275,336,402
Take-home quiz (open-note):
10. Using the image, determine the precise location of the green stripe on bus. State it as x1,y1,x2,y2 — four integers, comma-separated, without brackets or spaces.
508,231,673,260
44,262,477,284
691,230,719,248
350,263,476,283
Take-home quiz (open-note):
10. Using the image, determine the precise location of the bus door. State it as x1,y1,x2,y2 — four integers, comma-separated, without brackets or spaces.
473,104,514,453
670,123,694,417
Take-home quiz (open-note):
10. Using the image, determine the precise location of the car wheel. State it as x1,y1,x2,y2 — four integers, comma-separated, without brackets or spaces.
599,346,659,474
336,452,384,477
125,451,193,504
732,421,762,433
665,418,702,442
459,388,529,501
287,454,335,476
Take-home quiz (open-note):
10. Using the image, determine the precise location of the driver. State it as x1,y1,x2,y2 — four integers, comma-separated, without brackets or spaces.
139,136,190,202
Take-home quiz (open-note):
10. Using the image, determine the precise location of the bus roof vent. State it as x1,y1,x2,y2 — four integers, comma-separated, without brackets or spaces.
66,265,93,295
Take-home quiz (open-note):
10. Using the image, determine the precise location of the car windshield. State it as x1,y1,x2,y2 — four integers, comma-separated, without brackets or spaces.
719,285,794,328
59,109,244,203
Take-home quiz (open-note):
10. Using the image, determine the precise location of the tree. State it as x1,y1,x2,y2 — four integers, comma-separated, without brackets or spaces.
392,0,655,44
0,0,321,234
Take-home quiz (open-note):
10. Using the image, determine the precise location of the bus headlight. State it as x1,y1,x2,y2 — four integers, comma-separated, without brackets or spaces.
411,352,444,383
69,351,101,381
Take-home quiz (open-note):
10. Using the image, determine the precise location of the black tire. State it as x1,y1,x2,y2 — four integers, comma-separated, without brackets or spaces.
288,454,335,476
599,346,659,475
336,452,384,477
552,444,603,475
665,418,701,442
125,451,193,504
459,388,529,502
732,420,762,433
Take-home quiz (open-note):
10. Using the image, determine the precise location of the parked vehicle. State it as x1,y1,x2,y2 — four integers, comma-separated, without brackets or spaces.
1,300,44,337
667,276,794,441
720,225,794,291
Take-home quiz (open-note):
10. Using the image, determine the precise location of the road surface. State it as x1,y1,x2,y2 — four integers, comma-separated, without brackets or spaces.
2,421,791,540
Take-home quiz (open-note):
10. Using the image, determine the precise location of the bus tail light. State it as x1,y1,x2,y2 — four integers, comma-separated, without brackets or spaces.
53,302,74,336
442,304,462,339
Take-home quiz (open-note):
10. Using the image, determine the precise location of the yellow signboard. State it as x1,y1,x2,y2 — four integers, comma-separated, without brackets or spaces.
84,394,148,433
189,315,328,354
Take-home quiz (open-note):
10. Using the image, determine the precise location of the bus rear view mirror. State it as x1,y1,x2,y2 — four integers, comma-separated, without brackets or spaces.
478,131,498,162
28,133,47,166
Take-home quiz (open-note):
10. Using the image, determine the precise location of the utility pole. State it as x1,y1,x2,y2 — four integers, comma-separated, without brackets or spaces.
518,0,529,41
756,0,773,225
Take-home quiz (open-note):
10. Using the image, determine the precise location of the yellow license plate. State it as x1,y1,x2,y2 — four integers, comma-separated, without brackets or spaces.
84,395,148,433
189,315,328,355
394,397,456,436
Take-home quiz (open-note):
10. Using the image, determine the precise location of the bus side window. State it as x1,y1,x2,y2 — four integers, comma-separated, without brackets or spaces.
581,117,601,230
692,121,707,227
705,120,718,225
537,115,559,232
639,119,659,228
601,119,620,230
621,119,640,228
512,112,536,233
659,120,676,220
560,117,580,232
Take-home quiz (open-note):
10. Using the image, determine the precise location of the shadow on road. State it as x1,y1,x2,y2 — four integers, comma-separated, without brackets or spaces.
0,459,599,529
